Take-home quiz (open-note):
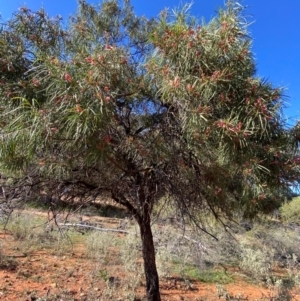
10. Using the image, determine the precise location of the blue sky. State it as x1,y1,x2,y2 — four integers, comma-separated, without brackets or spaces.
1,0,299,125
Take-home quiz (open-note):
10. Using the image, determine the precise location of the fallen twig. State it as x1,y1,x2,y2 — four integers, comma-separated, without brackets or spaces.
57,223,130,234
58,223,208,251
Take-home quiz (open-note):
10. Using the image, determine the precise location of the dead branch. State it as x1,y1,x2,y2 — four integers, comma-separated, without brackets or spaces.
57,223,130,234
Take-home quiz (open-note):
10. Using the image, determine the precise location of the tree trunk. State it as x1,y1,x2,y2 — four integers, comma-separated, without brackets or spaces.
139,217,161,301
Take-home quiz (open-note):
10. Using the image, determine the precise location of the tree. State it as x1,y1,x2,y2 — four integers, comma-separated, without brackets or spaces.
0,1,299,300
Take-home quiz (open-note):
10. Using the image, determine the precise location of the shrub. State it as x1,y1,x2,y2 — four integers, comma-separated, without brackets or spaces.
85,231,118,262
280,197,300,224
239,244,274,280
3,212,74,254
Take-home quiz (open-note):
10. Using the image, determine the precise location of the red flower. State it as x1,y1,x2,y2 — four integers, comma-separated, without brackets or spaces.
75,104,83,113
85,56,95,65
64,73,72,83
32,78,40,86
104,135,112,143
188,29,195,36
186,83,192,92
105,45,114,50
169,76,180,88
50,127,58,134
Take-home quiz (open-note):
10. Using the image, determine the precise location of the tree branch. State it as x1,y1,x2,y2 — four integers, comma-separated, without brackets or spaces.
57,223,130,234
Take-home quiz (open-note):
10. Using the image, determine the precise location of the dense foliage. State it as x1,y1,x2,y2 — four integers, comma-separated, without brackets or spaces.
1,1,299,300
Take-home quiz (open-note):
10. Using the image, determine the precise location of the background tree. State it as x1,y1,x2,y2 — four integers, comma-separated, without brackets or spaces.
0,1,299,300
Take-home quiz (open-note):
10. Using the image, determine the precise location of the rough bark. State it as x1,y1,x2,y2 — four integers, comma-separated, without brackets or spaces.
139,216,161,301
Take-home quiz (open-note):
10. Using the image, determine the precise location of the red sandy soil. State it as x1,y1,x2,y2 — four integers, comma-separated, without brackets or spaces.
0,211,299,301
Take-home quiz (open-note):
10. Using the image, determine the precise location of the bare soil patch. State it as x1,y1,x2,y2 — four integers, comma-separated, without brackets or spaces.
0,209,299,301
